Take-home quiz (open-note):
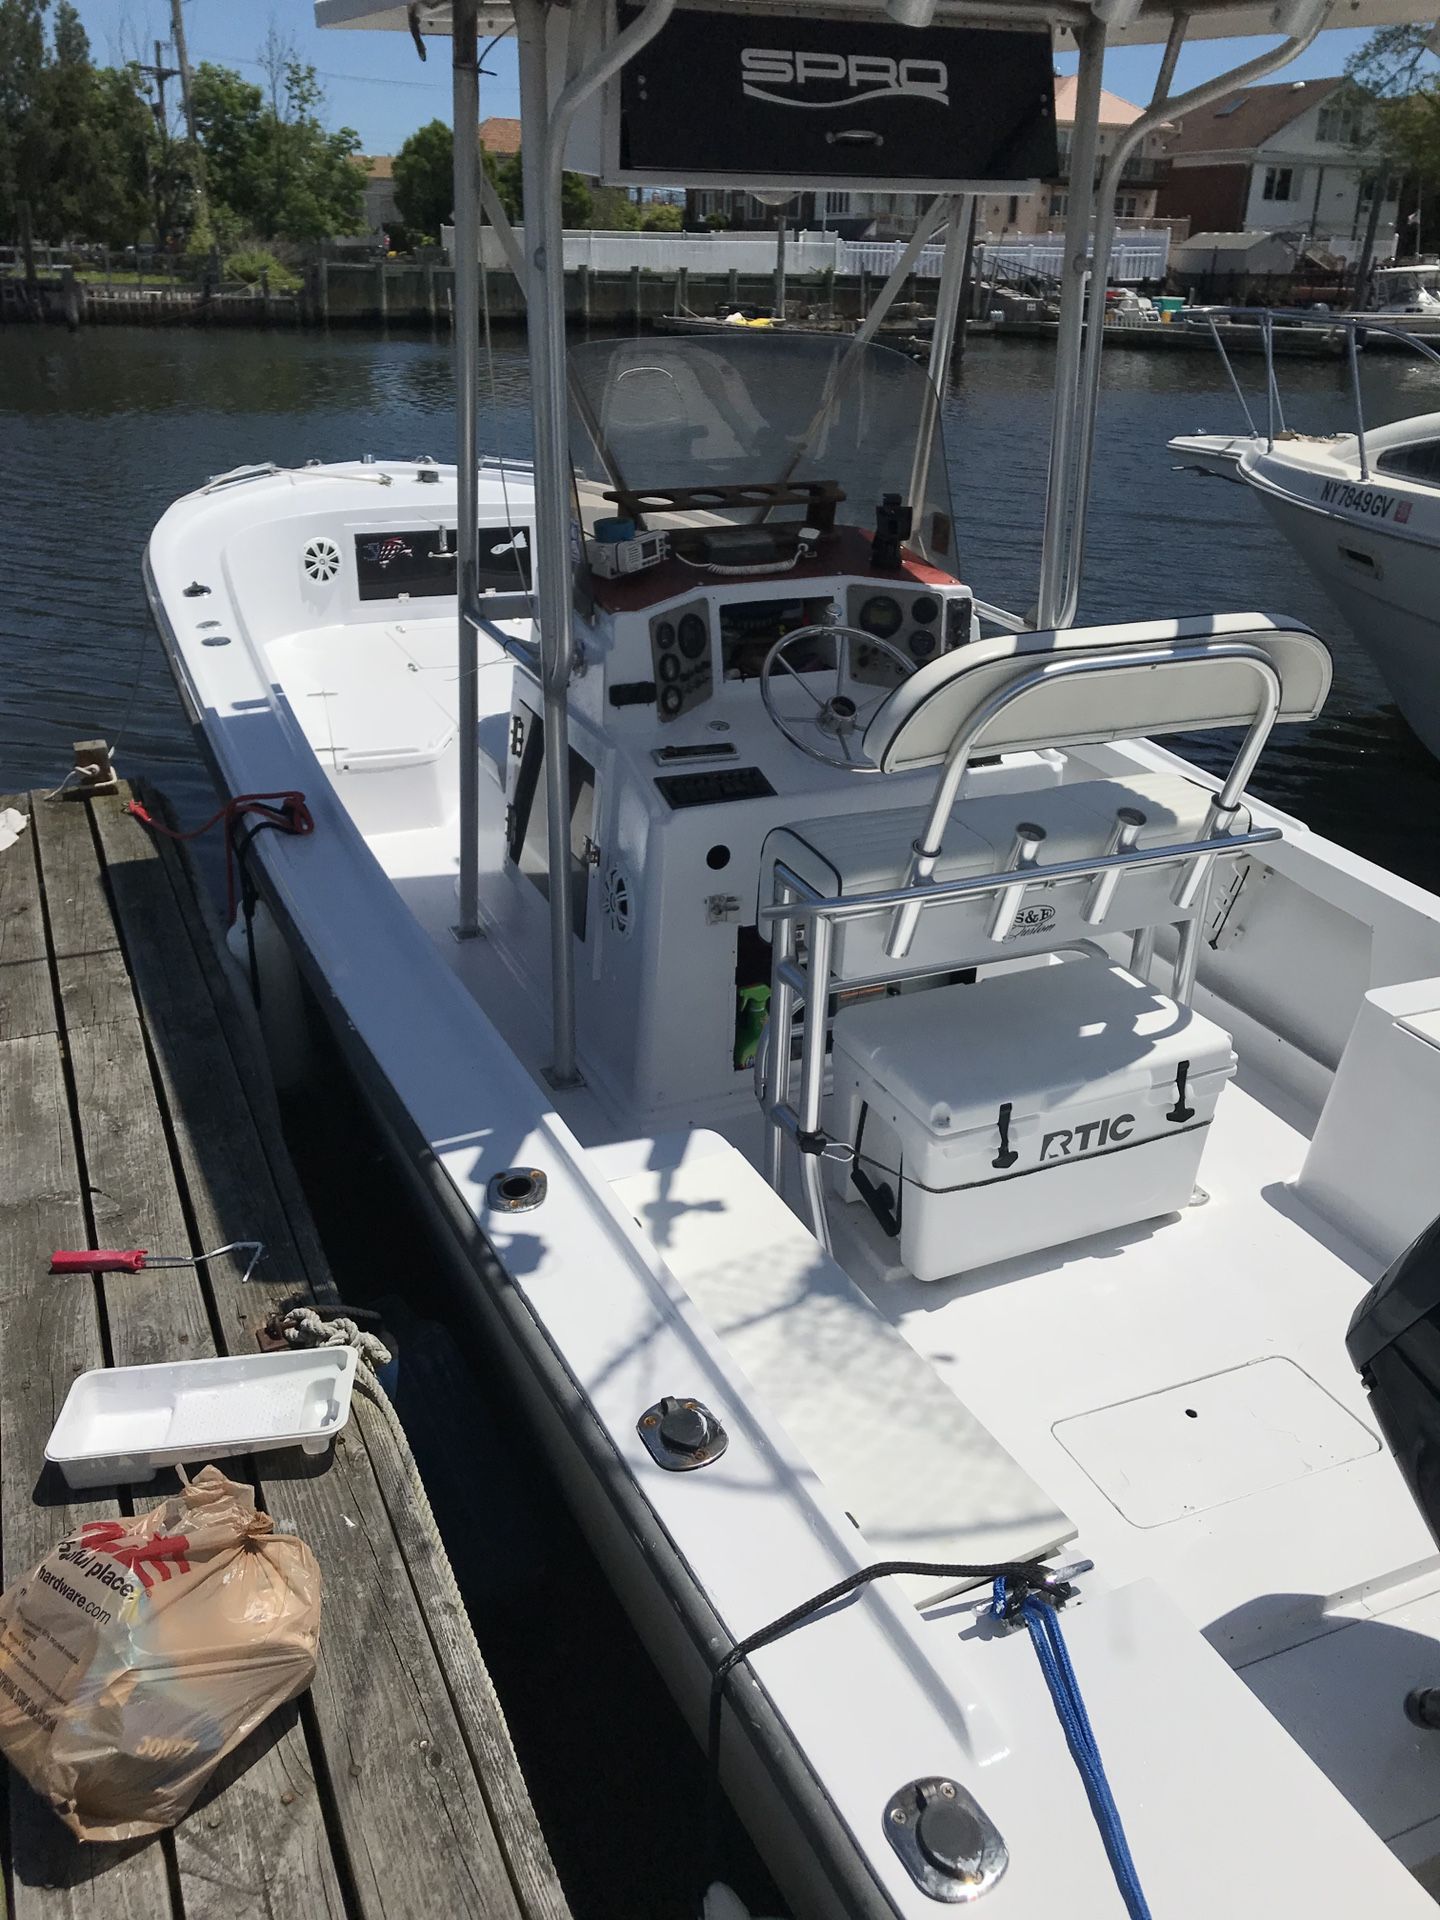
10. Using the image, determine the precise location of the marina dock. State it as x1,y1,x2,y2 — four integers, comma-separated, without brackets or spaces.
0,782,571,1920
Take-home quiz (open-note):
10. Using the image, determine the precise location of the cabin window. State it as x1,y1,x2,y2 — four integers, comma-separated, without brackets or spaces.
1376,440,1440,484
1262,167,1295,202
508,703,596,940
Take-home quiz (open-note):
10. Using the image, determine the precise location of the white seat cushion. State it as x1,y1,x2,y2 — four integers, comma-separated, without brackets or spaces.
763,771,1242,981
597,1130,1073,1603
864,613,1331,775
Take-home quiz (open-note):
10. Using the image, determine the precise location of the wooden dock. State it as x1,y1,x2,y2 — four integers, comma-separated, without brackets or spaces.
0,783,572,1920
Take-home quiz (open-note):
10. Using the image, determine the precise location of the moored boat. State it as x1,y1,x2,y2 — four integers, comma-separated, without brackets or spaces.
149,0,1440,1912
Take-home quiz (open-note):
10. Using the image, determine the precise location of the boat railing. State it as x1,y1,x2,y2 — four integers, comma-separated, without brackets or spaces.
1200,307,1440,479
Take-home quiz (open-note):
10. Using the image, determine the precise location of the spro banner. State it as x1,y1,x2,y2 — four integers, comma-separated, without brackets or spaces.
617,12,1057,188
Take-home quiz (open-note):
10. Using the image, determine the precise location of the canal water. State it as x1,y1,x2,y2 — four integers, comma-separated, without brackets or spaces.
4,322,1440,1918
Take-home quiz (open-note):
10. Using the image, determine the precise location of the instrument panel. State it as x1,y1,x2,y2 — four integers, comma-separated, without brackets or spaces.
846,585,970,685
650,600,714,721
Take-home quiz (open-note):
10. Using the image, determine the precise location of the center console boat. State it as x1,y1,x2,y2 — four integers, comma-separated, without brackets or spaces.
146,0,1440,1912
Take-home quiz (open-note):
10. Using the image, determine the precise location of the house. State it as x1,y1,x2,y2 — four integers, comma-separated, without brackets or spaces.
359,155,398,238
479,117,523,159
973,75,1168,238
1155,77,1399,264
684,76,1166,238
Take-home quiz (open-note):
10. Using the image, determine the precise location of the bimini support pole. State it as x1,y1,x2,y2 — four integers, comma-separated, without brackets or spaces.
908,193,970,540
1055,4,1331,626
515,0,675,1086
1035,16,1106,630
452,0,483,940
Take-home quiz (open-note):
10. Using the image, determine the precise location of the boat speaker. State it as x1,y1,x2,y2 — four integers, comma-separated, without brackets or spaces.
1347,1214,1440,1548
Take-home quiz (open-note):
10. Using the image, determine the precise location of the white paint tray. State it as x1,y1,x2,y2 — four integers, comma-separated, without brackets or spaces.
46,1347,359,1489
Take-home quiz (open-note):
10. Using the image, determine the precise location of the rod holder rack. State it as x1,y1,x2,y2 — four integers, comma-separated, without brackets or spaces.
761,818,1282,1240
988,823,1048,942
1084,807,1146,925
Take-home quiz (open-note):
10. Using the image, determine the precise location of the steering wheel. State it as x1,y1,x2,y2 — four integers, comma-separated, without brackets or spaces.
760,624,917,772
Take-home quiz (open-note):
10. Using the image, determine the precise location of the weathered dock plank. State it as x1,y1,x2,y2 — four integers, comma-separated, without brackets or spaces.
0,789,570,1920
91,794,540,1920
0,806,55,1045
26,796,346,1920
0,801,176,1920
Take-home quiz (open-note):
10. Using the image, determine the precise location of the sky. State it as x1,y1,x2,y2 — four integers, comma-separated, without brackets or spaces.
66,1,1386,158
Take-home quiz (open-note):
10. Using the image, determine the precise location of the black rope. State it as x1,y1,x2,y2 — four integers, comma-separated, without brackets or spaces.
701,1553,1058,1896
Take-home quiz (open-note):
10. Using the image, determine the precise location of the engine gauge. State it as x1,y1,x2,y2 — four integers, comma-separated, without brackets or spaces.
858,595,903,639
678,612,708,660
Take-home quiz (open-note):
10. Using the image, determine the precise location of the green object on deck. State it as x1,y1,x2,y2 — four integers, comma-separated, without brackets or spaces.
734,983,771,1071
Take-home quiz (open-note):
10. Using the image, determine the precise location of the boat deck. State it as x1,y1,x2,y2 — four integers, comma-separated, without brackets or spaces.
362,759,1440,1878
0,784,571,1920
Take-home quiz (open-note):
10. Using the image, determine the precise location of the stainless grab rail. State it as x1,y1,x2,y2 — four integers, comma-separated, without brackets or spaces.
886,641,1281,960
1196,307,1440,471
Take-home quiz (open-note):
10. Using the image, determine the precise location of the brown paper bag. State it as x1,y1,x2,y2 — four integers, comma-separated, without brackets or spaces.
0,1465,321,1841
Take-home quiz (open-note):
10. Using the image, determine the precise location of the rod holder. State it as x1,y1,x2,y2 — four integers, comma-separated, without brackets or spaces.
1083,806,1146,926
988,823,1046,942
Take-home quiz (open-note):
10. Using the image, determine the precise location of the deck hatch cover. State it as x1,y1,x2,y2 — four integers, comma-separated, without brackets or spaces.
1052,1357,1377,1528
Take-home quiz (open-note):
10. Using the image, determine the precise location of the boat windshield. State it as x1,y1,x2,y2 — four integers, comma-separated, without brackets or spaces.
1375,265,1440,307
568,333,957,564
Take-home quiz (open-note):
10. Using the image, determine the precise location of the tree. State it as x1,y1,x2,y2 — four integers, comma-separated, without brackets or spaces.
1345,32,1439,255
393,118,452,239
0,0,155,244
640,202,682,231
486,148,594,228
191,47,365,243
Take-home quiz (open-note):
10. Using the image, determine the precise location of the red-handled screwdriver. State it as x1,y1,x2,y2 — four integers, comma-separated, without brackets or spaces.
50,1242,265,1282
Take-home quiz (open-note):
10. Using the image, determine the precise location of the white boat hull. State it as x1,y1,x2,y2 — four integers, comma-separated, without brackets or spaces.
1237,436,1440,757
145,459,1440,1919
1254,487,1440,753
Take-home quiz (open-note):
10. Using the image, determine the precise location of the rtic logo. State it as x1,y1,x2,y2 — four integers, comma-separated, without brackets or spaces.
75,1522,192,1590
740,48,949,110
1040,1113,1134,1161
1006,903,1056,939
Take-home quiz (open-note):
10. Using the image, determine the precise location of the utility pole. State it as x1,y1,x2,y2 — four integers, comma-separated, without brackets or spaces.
137,42,181,250
1354,168,1389,308
139,40,180,134
169,0,198,144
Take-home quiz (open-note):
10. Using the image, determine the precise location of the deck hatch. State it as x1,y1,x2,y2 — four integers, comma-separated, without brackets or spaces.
1052,1357,1378,1528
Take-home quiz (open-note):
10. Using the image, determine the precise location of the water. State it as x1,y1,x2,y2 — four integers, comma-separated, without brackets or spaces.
6,324,1440,879
4,322,1440,1916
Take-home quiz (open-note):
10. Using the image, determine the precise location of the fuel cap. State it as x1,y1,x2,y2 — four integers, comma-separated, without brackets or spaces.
884,1777,1007,1902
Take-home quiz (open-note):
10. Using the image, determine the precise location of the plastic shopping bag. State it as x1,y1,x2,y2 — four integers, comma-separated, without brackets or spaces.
0,1465,320,1840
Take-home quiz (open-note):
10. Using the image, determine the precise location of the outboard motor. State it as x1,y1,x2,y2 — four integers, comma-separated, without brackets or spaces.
1348,1215,1440,1728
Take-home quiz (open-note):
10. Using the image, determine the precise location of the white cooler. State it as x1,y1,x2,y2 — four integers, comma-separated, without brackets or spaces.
828,958,1236,1281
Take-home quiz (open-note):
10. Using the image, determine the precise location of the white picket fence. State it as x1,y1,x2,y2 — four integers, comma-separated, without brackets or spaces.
451,224,1171,284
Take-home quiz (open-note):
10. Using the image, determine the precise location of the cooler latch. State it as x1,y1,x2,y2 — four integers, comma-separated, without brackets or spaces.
1167,1059,1196,1124
991,1101,1019,1171
850,1104,901,1238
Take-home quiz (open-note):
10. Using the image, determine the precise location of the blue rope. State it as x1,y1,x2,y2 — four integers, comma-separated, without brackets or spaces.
993,1578,1152,1920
